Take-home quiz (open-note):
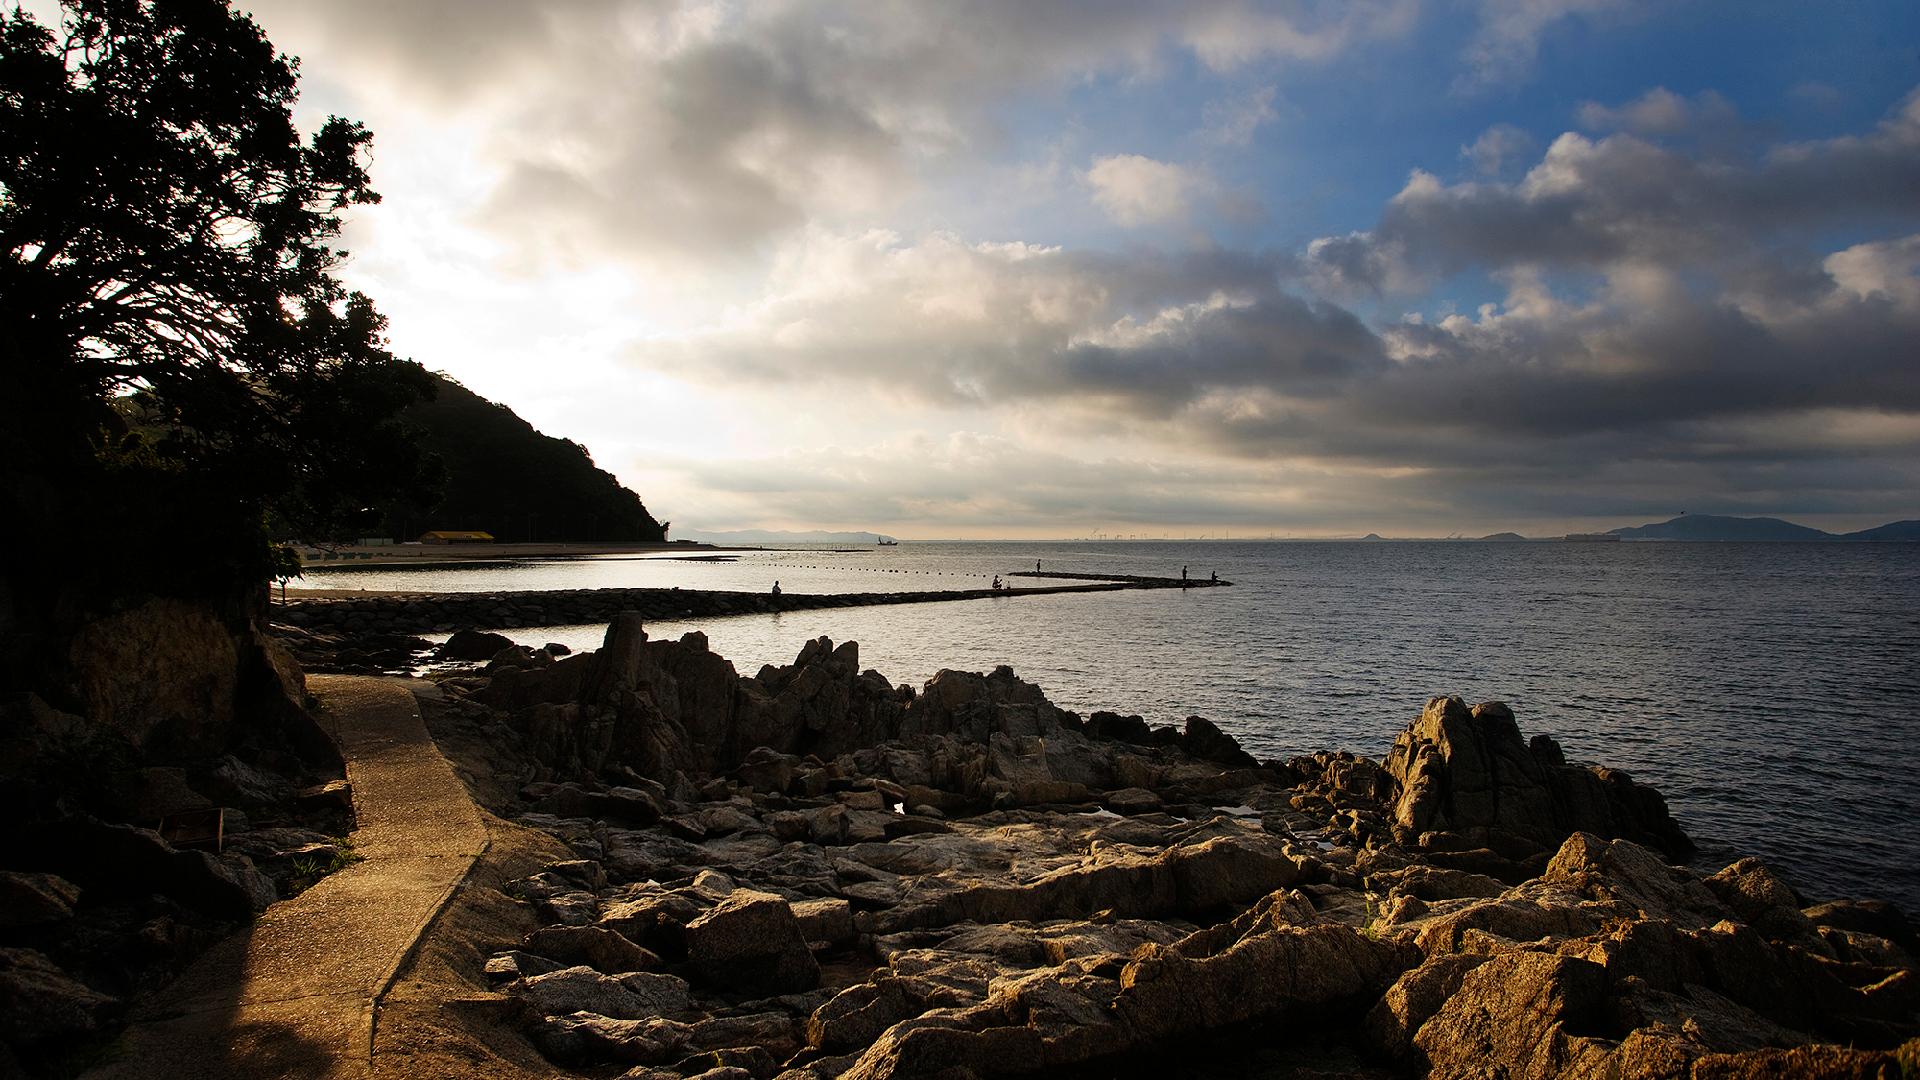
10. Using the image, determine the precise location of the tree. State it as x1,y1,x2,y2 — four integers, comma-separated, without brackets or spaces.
0,0,435,635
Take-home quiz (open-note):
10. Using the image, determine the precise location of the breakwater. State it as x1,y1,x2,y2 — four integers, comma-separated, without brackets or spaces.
276,575,1230,634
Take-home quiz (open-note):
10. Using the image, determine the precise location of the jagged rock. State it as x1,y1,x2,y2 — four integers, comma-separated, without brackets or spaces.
684,890,820,994
531,1012,691,1066
0,872,80,929
1179,716,1256,767
735,746,799,794
793,897,855,946
1114,922,1416,1041
1383,696,1691,860
1366,952,1489,1061
517,966,692,1019
484,950,565,983
437,628,515,662
0,947,117,1047
524,925,659,974
1411,951,1617,1078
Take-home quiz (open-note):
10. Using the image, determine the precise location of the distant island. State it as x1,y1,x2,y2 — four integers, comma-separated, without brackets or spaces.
1602,514,1920,542
671,528,900,545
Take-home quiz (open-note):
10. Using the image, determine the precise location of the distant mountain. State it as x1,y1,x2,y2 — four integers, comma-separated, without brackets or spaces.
1359,533,1386,541
1840,519,1920,541
376,376,666,543
673,528,898,545
1478,532,1528,542
1606,514,1918,541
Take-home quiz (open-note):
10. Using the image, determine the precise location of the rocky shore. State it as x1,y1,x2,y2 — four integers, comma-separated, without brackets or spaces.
390,615,1917,1079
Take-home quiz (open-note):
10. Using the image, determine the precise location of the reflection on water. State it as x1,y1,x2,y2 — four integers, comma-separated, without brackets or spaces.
344,540,1920,909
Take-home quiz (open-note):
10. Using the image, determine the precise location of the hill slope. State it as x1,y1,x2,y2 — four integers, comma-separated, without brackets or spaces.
1608,515,1833,541
1840,519,1920,541
378,376,665,543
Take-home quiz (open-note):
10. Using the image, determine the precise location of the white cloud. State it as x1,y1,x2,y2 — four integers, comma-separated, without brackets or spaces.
1460,123,1535,175
1456,0,1637,95
1199,85,1282,147
1086,155,1207,226
1577,87,1737,136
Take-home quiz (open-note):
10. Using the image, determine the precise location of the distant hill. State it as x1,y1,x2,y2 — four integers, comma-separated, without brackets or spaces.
1841,519,1920,541
376,376,665,543
674,528,898,545
1478,532,1528,542
1607,514,1917,541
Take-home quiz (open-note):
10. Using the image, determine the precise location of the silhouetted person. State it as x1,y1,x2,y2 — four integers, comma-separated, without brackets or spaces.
771,580,781,596
1210,570,1218,583
1036,560,1041,572
992,575,1002,591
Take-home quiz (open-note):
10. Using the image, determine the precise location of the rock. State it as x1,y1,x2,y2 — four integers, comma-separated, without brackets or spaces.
1102,788,1163,815
0,947,117,1047
0,872,80,929
1165,833,1300,913
735,747,798,795
1113,923,1415,1042
531,1012,691,1067
294,779,353,815
1179,716,1257,767
205,755,288,806
517,966,692,1019
1411,950,1616,1078
1383,696,1691,860
437,628,515,662
483,950,565,983
684,890,820,995
524,925,659,974
792,897,856,946
1365,953,1489,1061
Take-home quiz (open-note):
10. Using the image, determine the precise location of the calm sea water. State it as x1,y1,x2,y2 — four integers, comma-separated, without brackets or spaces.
301,540,1920,910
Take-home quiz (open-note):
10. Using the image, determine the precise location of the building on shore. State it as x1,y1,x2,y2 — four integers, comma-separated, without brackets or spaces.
418,530,495,544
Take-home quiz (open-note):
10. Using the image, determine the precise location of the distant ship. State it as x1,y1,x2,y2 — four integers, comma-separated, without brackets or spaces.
877,539,898,546
1562,532,1622,542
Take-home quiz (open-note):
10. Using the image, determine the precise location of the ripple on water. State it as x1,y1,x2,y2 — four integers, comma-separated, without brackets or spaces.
381,540,1920,909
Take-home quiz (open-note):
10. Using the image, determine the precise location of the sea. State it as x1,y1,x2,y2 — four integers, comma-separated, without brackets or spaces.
299,539,1920,912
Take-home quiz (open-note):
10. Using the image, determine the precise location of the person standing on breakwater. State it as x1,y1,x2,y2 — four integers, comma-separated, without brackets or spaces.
771,581,781,596
1210,570,1218,583
1181,565,1188,584
992,575,1003,591
1036,560,1041,572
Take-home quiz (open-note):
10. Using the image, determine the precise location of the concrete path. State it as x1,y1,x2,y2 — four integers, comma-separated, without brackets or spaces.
88,676,488,1080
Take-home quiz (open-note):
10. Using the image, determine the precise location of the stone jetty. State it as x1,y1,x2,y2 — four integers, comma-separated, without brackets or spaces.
276,575,1230,636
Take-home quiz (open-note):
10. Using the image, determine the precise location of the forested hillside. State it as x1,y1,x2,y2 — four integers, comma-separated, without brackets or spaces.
378,376,666,542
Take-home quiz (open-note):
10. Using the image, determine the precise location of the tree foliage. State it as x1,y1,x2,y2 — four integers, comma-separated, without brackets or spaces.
0,0,434,623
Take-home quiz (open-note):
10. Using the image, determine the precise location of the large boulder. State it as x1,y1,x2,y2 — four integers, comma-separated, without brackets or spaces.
0,947,117,1049
1383,697,1691,860
683,889,820,995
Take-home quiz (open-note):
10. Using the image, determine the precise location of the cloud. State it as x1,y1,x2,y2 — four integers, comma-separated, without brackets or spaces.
1460,122,1535,175
1199,84,1283,147
1086,155,1208,226
249,0,1424,265
1456,0,1637,95
1576,87,1737,136
1302,88,1920,290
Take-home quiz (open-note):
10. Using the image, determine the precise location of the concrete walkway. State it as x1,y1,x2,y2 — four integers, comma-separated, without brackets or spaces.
88,676,488,1080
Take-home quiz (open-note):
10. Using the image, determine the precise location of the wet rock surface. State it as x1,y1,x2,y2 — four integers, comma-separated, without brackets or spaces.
403,619,1918,1079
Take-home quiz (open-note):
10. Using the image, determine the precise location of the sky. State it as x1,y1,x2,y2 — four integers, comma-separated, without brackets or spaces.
93,2,1920,536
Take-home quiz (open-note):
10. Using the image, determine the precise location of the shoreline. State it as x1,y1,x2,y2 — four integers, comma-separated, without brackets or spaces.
359,622,1917,1077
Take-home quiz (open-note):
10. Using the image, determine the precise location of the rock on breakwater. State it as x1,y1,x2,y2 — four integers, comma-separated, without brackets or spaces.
384,617,1919,1078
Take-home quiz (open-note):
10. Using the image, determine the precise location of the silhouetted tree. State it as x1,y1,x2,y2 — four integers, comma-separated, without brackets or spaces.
0,0,434,634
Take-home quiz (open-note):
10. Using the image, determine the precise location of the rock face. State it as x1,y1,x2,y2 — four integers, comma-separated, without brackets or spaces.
1384,696,1693,862
408,629,1917,1080
684,889,820,995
